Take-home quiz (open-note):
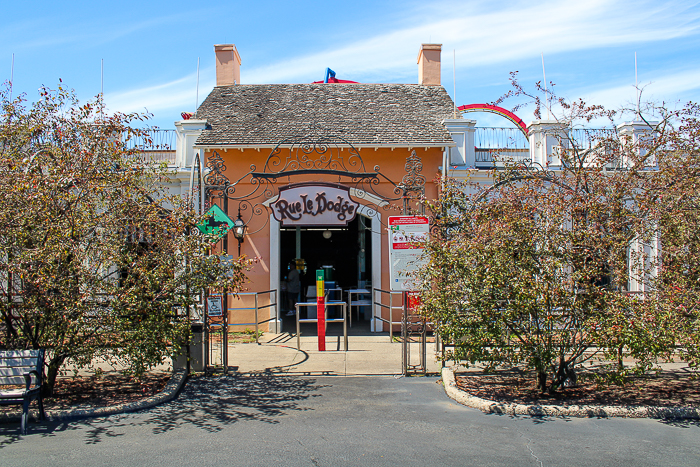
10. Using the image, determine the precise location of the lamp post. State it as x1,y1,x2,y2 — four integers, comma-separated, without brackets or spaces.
232,210,247,255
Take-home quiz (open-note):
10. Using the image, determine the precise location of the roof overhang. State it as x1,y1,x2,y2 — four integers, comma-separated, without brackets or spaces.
195,142,456,150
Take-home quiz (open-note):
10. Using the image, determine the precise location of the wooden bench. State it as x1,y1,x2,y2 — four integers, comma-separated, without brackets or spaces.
0,349,46,435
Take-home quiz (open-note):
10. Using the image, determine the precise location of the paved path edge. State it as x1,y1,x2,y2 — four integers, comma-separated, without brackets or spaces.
441,367,700,419
0,368,188,425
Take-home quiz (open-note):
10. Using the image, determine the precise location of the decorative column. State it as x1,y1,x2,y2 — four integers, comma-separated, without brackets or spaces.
443,118,476,167
617,121,659,168
528,120,569,167
175,119,207,168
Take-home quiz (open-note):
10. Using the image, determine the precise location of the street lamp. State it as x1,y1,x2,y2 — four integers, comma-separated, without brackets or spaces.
232,211,247,255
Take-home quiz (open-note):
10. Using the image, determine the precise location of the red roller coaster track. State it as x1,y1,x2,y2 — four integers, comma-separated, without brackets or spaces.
457,104,528,137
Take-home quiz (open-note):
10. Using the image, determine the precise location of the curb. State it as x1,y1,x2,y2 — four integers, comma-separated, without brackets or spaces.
0,368,188,425
441,367,700,419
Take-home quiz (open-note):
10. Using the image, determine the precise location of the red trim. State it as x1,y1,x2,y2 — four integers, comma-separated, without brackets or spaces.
317,296,326,351
312,78,359,83
458,104,528,137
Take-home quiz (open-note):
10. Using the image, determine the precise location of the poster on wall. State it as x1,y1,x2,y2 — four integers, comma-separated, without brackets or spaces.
388,216,429,292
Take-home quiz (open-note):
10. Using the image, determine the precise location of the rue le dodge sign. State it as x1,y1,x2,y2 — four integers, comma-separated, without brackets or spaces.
270,183,360,227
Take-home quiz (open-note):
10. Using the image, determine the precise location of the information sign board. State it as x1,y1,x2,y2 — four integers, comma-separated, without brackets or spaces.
196,204,235,240
269,183,359,227
388,216,429,292
206,296,223,317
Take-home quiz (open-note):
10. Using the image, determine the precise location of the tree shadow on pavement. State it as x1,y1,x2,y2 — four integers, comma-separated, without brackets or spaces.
0,416,130,448
0,427,27,447
0,372,326,445
137,371,327,435
658,418,700,429
486,413,573,424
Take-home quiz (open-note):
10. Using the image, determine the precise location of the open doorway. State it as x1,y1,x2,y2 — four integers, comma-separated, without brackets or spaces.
279,216,373,327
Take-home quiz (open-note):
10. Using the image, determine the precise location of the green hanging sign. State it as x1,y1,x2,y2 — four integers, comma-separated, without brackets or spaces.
197,204,235,240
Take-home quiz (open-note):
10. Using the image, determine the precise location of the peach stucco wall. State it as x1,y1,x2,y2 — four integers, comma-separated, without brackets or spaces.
205,146,444,331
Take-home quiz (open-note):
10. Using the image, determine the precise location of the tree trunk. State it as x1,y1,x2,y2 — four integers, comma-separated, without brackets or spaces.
536,370,548,393
552,356,576,392
617,345,624,372
43,354,66,397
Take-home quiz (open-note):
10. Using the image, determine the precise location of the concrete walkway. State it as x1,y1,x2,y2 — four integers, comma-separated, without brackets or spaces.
217,331,444,376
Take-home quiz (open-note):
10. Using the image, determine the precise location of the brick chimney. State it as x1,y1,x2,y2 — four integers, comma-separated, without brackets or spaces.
417,43,441,86
215,44,241,86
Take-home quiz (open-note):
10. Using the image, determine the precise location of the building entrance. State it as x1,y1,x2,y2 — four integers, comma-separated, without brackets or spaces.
279,216,373,325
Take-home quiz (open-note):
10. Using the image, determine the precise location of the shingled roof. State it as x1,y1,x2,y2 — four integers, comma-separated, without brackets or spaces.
194,83,457,147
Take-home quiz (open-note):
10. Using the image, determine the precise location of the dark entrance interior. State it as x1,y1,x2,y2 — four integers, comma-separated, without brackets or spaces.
280,216,372,320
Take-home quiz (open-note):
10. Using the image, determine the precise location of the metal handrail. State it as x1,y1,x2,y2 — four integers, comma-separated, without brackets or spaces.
569,128,617,149
124,129,176,151
372,288,404,342
474,127,529,150
294,301,348,351
226,289,278,344
475,148,530,164
124,129,177,166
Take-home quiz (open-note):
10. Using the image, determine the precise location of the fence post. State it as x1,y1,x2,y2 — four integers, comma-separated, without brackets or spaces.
389,292,393,342
223,289,229,374
401,292,407,375
255,294,260,345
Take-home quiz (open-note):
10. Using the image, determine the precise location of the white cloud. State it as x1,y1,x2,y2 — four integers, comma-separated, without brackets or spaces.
104,72,214,116
1,11,205,53
582,68,700,107
245,0,700,83
102,0,700,119
495,67,700,128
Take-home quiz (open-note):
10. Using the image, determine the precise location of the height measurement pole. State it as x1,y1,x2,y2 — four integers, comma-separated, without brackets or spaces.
316,269,326,351
222,198,229,374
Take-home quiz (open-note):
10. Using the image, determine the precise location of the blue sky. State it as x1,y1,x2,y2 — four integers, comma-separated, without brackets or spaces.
3,0,699,129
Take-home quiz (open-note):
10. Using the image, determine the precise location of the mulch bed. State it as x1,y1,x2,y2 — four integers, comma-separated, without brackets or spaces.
455,369,700,408
41,373,171,411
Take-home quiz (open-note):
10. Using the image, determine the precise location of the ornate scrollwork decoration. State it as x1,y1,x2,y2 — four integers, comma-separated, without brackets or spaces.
201,127,429,231
352,171,403,205
260,130,368,176
204,152,230,186
262,182,275,200
396,151,426,214
222,183,238,199
216,200,270,237
494,159,555,185
400,150,426,194
205,183,227,202
428,218,444,238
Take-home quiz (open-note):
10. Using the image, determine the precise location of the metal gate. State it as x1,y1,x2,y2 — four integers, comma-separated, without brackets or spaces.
204,289,279,374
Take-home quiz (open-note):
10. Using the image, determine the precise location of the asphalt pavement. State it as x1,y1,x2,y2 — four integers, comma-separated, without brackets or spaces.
2,374,699,467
